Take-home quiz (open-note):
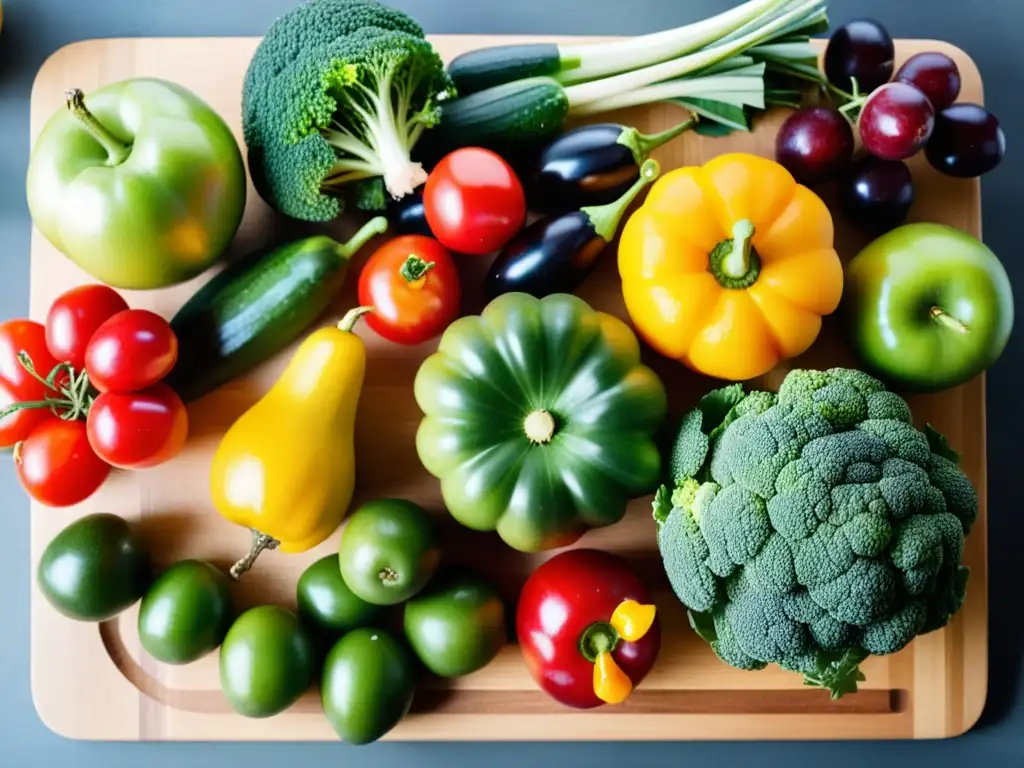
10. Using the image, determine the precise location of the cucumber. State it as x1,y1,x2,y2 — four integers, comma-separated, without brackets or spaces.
430,77,569,151
447,44,562,95
164,217,387,403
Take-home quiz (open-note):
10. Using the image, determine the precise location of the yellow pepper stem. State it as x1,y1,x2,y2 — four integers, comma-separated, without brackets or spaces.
721,219,756,279
709,218,761,290
593,650,633,705
229,529,281,580
610,599,657,642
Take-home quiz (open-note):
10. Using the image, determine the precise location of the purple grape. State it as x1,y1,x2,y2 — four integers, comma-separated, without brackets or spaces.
895,51,961,111
775,107,855,184
838,155,915,234
859,82,936,161
824,19,896,94
925,103,1006,178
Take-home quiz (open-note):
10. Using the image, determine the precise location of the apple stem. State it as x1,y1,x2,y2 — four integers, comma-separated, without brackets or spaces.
930,306,968,334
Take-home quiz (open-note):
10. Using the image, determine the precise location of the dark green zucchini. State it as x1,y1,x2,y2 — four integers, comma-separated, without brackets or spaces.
431,77,569,151
447,43,563,95
164,216,387,403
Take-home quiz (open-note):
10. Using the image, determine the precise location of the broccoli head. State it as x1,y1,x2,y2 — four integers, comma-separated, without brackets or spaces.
654,368,978,699
242,0,455,221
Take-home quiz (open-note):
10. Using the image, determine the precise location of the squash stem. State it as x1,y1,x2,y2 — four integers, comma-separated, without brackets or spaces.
582,159,660,243
65,88,131,166
338,305,374,333
524,409,556,443
229,530,280,580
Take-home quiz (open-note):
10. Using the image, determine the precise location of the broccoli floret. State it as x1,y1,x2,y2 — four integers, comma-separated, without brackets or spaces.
242,0,455,221
655,368,979,698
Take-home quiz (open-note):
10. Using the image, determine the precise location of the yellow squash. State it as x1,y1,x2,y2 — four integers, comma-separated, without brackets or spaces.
211,307,371,579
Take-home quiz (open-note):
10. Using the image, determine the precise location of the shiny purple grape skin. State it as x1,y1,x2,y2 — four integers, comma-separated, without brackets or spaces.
824,19,896,94
894,51,962,111
859,82,936,161
775,107,855,185
838,155,915,234
925,103,1006,178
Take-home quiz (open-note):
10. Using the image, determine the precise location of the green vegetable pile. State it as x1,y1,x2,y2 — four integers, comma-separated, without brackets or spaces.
241,0,455,221
653,368,978,698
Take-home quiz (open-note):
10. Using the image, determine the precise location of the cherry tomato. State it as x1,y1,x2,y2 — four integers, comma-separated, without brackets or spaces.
516,549,661,709
0,319,61,396
423,147,526,255
45,284,129,369
86,383,188,469
0,320,63,448
357,235,462,346
15,417,111,507
85,309,178,393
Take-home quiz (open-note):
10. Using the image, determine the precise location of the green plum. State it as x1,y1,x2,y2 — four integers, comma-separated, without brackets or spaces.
320,627,416,744
842,222,1014,391
138,560,233,665
338,499,441,606
219,606,315,718
297,554,387,641
37,513,151,622
403,566,507,677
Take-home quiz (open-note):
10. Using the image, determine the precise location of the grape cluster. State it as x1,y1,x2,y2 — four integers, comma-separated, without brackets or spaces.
775,18,1005,235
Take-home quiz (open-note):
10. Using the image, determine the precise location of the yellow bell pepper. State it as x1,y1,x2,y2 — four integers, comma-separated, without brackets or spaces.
617,152,843,381
210,307,370,579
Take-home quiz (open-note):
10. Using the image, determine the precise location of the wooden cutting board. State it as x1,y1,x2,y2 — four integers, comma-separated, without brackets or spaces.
28,34,988,742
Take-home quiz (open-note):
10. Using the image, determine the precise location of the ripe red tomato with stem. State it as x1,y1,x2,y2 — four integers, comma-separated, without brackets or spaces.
45,284,129,369
86,383,188,469
516,548,661,709
423,147,526,255
15,417,111,507
85,309,178,393
0,320,63,447
358,235,462,346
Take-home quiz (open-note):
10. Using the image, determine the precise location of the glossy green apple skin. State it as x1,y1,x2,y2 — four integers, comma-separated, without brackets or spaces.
842,223,1014,392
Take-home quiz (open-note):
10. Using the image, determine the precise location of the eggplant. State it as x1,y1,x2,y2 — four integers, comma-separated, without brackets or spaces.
528,116,695,214
386,185,433,237
485,159,660,300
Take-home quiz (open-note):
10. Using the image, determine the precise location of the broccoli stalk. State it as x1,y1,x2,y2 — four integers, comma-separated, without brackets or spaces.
320,57,436,200
241,0,454,222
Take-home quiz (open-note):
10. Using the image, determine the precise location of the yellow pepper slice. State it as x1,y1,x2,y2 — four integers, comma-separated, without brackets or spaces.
618,152,843,381
593,650,633,705
610,599,657,642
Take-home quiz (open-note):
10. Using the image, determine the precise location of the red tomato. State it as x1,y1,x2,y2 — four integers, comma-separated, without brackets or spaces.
0,319,61,396
45,284,129,369
86,383,188,469
0,379,48,448
85,309,178,393
15,417,111,507
516,549,661,709
423,147,526,255
0,320,63,448
357,235,462,345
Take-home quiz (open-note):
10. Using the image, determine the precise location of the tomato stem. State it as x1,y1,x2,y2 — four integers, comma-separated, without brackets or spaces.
578,620,620,663
0,353,95,423
229,529,280,580
400,255,435,284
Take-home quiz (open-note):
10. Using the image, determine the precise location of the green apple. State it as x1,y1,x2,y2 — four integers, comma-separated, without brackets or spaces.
842,222,1014,392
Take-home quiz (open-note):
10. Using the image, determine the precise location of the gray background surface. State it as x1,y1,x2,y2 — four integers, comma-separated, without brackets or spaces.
1,0,1021,765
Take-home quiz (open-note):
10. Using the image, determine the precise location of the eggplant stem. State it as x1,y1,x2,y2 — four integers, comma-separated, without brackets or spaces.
582,158,661,243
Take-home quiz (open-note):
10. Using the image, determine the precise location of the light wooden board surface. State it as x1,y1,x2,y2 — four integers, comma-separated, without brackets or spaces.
28,34,988,742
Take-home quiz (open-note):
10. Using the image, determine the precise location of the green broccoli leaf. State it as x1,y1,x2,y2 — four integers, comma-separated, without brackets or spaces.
652,485,674,527
698,383,747,435
925,423,961,465
801,648,869,700
688,609,719,644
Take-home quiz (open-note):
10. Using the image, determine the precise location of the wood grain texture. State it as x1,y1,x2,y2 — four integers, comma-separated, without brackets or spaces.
28,34,988,742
